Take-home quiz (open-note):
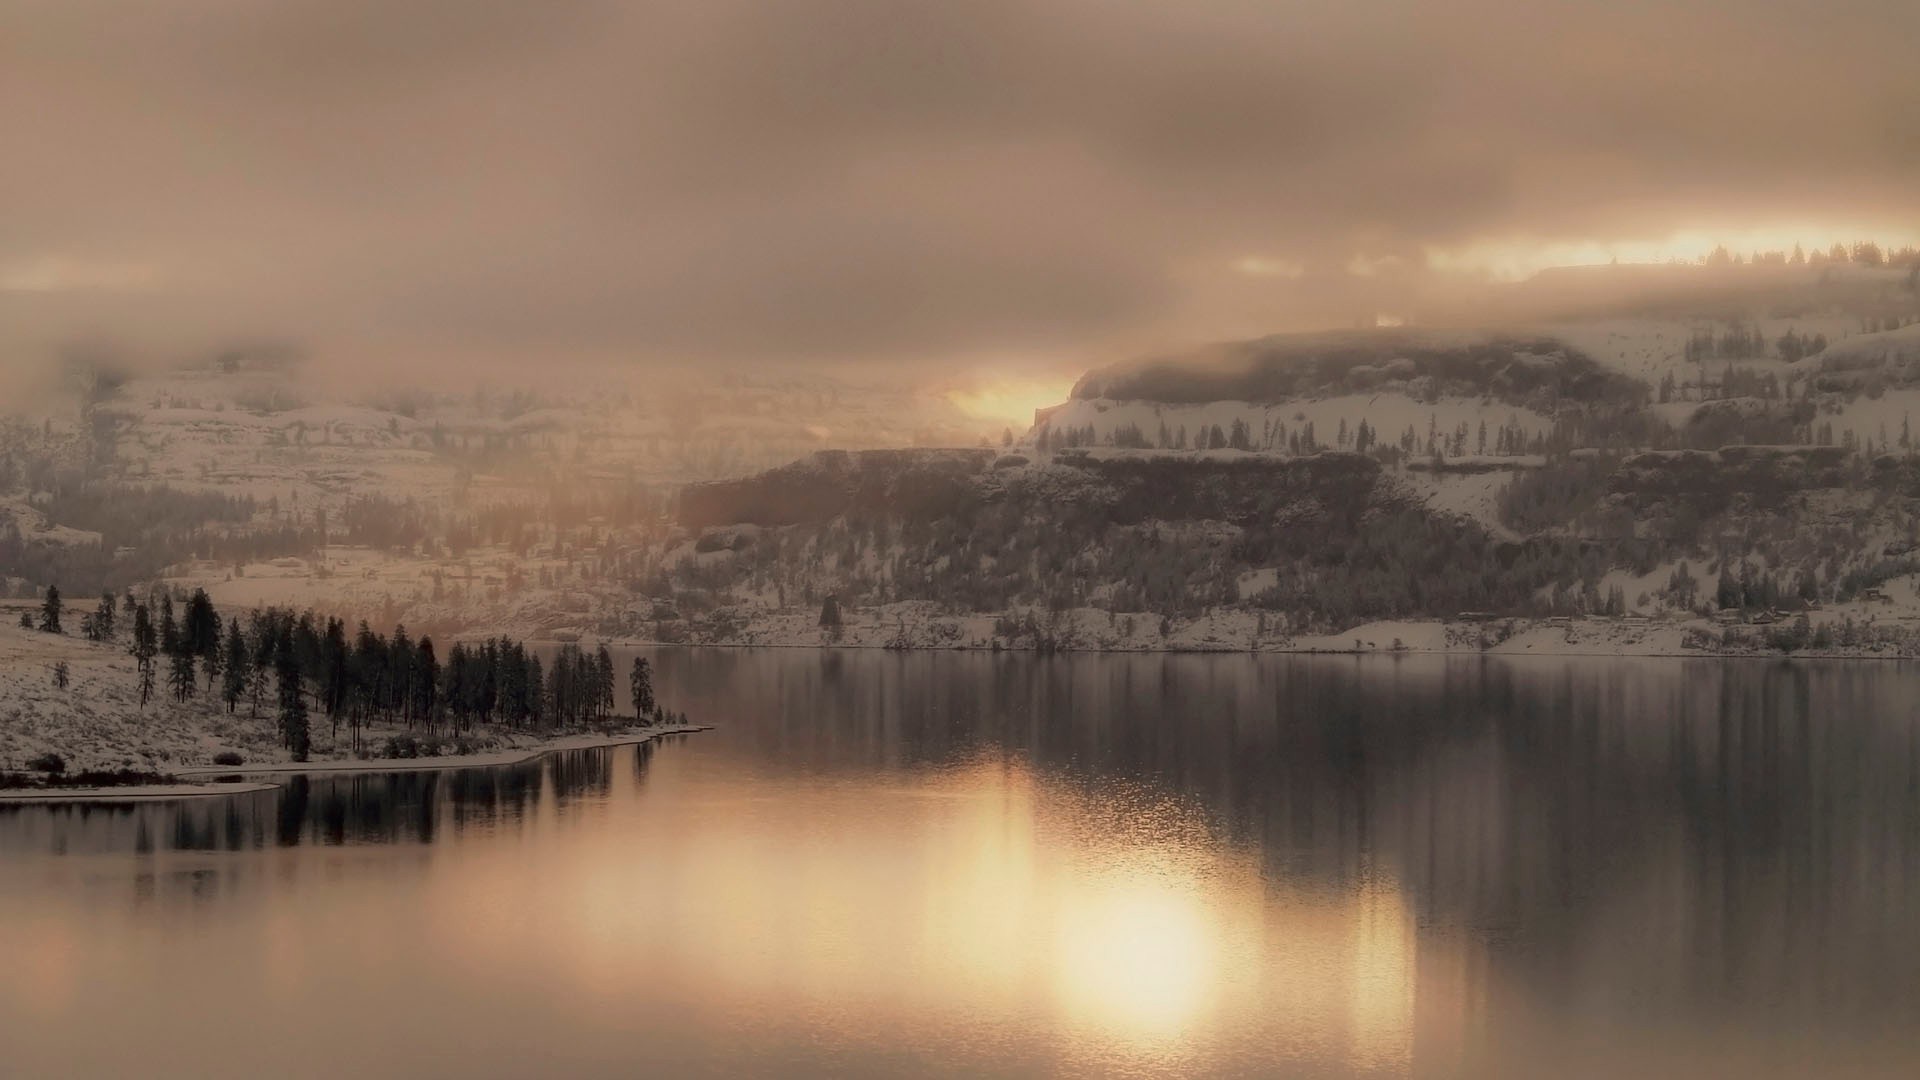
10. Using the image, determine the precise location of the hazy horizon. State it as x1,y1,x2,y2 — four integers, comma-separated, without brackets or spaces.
6,0,1919,409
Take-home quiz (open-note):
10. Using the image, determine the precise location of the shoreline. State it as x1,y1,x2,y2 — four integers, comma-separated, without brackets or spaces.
0,781,281,805
544,634,1916,664
0,725,711,806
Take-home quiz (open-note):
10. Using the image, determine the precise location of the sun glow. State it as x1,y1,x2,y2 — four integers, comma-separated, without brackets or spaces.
945,377,1077,430
1052,873,1220,1041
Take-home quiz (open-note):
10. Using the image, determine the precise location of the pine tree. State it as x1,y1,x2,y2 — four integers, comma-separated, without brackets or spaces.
497,641,527,730
184,588,220,664
595,644,616,723
247,618,273,719
222,618,250,714
443,643,468,733
322,617,349,727
414,637,439,730
630,657,654,722
39,585,62,634
390,625,415,726
159,594,178,656
131,603,158,709
94,592,116,641
169,649,197,702
277,631,310,760
526,654,545,730
1717,565,1742,610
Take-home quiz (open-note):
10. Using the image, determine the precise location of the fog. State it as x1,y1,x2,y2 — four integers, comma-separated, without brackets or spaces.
4,0,1917,392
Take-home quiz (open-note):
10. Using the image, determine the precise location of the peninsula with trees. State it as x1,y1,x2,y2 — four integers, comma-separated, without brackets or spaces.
1,584,692,796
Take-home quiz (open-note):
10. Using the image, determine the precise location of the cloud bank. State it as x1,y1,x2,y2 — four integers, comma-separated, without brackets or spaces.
3,0,1915,376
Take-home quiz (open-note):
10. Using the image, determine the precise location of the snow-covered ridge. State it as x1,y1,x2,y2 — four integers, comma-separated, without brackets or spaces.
1031,393,1553,458
1068,329,1640,408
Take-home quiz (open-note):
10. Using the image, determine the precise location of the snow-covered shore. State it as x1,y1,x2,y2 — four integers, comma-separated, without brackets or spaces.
574,601,1920,662
0,621,713,803
0,726,710,805
171,725,710,778
0,781,279,805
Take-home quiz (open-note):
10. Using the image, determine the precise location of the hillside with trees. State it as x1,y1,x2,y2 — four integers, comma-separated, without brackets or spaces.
6,260,1920,656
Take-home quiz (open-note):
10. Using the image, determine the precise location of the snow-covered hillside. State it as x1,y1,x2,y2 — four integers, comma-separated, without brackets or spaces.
1031,393,1552,458
9,263,1920,656
0,618,281,772
68,361,1003,515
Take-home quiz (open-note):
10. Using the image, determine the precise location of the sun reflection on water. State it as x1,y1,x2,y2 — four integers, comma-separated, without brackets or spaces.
1050,869,1220,1043
0,749,1442,1075
935,761,1442,1074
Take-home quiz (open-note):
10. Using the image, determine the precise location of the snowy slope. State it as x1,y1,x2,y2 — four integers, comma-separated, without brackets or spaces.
1031,393,1552,456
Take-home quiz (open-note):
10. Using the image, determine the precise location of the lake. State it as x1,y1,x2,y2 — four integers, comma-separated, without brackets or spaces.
3,650,1919,1078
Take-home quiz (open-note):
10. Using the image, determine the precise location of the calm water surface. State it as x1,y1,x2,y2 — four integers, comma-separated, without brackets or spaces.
4,651,1920,1078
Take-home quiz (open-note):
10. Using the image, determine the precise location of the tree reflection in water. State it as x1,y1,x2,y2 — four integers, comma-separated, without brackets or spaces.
0,746,633,857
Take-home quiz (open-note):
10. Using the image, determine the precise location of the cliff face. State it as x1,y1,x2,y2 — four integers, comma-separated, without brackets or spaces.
678,448,997,528
1025,451,1384,527
679,448,1388,532
1609,446,1854,498
1069,331,1644,411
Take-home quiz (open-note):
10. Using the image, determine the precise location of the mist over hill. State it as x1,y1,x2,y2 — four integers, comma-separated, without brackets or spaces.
6,261,1920,655
643,264,1920,652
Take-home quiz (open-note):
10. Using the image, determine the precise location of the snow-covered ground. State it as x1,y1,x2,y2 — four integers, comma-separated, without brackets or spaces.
0,619,697,781
0,781,279,804
1801,320,1920,372
1,726,709,804
1391,465,1537,539
171,725,708,778
0,617,284,774
566,580,1920,661
1547,314,1861,389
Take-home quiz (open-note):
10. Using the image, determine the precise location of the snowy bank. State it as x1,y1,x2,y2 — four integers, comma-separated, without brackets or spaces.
0,781,278,805
1,726,710,805
172,724,711,778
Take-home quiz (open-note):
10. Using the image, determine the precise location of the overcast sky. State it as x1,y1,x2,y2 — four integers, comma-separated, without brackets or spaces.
3,0,1916,383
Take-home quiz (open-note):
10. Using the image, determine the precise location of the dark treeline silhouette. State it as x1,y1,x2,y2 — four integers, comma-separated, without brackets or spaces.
28,583,678,763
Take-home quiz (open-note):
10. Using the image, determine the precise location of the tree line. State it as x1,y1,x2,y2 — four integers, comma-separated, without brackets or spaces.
26,585,678,761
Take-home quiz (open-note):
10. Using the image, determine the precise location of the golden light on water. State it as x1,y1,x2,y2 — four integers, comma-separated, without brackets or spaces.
0,754,1450,1075
634,761,1432,1069
378,756,1439,1070
1347,880,1418,1071
1051,872,1220,1041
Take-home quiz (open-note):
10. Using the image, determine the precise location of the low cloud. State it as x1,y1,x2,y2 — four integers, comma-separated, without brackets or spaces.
3,0,1915,378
